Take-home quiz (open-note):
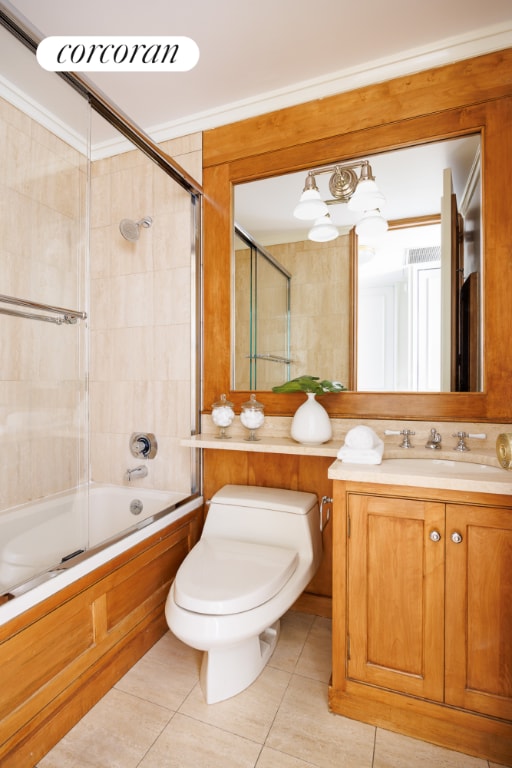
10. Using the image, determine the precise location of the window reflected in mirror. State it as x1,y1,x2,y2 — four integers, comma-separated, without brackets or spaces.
234,135,482,393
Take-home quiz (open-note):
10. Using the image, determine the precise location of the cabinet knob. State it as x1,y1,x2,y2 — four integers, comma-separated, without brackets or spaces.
451,531,463,544
429,530,441,542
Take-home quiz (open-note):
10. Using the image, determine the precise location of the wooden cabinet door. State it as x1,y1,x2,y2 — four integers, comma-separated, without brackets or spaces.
445,503,512,720
347,493,445,700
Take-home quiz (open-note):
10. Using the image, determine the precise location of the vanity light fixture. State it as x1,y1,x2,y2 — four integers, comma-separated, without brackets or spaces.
294,160,388,242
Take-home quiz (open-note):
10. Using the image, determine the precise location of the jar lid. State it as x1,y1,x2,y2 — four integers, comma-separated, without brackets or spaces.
241,393,264,411
212,393,234,409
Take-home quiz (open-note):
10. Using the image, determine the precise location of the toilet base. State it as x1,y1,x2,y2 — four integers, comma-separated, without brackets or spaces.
200,620,281,703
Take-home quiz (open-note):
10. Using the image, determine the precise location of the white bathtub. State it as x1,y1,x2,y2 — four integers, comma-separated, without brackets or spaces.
0,484,202,624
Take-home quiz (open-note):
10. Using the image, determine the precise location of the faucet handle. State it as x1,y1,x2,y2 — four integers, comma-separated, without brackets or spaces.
384,428,415,448
452,431,487,452
399,429,415,448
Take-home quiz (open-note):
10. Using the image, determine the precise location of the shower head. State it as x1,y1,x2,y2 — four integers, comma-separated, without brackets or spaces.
119,216,153,242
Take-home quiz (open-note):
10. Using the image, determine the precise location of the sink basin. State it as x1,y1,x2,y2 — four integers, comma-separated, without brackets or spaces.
382,458,498,475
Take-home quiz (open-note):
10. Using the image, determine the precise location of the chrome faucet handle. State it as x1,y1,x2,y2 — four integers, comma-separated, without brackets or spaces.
384,428,415,448
399,429,415,448
452,431,487,452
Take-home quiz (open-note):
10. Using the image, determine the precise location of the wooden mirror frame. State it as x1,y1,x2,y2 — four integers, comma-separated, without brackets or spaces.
203,49,512,422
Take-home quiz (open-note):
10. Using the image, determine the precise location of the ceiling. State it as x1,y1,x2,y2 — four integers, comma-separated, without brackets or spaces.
3,0,512,145
1,0,510,241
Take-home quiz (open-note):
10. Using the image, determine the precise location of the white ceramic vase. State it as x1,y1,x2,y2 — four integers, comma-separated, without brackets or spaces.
290,392,332,445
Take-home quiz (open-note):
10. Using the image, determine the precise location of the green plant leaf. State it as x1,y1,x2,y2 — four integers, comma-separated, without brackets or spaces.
272,375,346,394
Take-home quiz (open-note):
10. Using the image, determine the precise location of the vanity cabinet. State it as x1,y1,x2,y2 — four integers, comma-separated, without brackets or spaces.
330,480,512,765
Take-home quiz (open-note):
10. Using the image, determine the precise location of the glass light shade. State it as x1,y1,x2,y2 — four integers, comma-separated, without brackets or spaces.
348,179,386,212
308,214,339,242
293,189,329,220
355,209,388,241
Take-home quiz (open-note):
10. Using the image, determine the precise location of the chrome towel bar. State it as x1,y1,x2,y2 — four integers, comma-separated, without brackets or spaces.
0,293,87,325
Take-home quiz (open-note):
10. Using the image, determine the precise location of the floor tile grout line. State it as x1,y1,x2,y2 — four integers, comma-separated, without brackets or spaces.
112,680,182,716
259,668,314,768
135,708,181,768
371,725,377,767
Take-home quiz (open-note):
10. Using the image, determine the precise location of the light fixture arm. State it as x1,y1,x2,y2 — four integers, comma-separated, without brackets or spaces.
308,159,372,179
305,160,376,204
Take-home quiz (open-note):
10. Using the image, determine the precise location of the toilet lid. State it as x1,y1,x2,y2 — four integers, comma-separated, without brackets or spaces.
174,537,299,615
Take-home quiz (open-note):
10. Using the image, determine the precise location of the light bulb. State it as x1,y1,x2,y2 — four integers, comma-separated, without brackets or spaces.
293,189,329,220
355,210,388,241
308,214,339,242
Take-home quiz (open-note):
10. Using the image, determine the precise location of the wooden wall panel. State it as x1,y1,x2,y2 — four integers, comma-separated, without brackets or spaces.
0,507,201,767
203,50,512,167
106,531,189,630
0,600,94,721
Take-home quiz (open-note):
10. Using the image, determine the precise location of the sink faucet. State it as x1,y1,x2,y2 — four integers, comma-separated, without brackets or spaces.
126,465,148,481
425,428,442,449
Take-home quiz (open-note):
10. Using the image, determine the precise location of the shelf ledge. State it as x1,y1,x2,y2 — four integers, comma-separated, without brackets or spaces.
180,434,341,457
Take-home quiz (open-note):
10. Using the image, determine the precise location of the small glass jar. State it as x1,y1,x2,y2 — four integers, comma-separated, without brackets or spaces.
240,394,265,441
211,393,235,439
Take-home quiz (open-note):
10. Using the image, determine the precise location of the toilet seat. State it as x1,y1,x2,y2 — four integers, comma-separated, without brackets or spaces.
174,537,298,615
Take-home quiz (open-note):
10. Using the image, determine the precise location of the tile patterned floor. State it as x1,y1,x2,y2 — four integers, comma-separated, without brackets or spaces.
39,611,509,768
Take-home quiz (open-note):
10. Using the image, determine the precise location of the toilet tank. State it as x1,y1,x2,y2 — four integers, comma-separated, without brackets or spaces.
203,485,321,561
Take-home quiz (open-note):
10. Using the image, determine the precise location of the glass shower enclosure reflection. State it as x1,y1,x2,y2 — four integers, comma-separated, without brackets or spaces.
233,226,291,390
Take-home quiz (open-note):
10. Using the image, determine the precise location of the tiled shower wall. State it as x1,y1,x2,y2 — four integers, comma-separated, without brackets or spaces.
89,133,202,493
0,89,202,507
0,95,87,509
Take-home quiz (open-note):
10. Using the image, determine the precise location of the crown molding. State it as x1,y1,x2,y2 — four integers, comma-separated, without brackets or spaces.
146,22,512,144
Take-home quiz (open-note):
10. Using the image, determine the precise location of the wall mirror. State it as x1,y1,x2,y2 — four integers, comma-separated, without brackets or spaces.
233,135,482,394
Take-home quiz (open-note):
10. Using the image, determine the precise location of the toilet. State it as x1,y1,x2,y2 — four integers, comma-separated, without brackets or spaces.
165,484,322,703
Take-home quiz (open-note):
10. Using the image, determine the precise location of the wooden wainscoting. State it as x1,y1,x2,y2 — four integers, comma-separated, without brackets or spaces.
0,506,201,768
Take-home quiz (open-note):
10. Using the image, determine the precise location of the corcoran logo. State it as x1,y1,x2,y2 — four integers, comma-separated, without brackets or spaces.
37,36,200,72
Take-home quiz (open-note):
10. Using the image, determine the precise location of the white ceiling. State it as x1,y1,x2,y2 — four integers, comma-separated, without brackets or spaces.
3,0,512,145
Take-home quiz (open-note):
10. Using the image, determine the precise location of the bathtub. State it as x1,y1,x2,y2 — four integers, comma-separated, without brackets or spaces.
0,483,202,625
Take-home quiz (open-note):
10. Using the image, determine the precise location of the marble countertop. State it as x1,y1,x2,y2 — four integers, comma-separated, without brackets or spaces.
328,455,512,495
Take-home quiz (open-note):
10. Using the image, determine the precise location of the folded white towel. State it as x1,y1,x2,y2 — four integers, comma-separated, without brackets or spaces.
337,427,384,464
344,425,380,450
337,441,384,464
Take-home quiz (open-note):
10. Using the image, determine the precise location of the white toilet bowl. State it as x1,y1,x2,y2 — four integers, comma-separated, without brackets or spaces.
165,484,321,703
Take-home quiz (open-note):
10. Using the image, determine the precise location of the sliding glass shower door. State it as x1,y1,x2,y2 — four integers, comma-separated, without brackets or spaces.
233,226,291,390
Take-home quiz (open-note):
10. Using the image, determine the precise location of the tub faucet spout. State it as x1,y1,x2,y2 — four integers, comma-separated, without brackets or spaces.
126,465,148,481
